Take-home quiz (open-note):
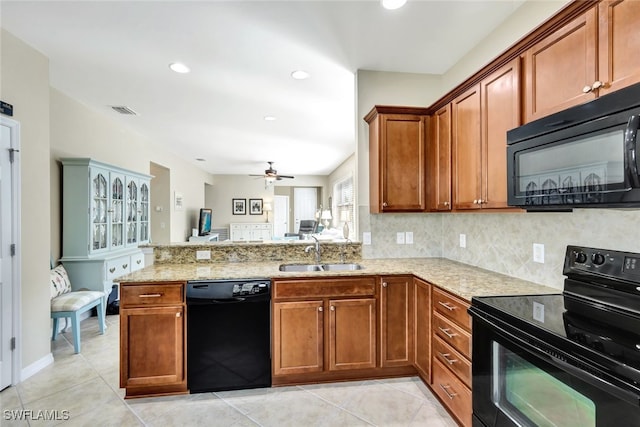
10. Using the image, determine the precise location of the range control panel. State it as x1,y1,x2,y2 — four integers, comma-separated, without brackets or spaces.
564,245,640,282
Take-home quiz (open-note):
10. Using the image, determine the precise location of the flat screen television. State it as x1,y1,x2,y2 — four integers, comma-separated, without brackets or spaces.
198,208,212,236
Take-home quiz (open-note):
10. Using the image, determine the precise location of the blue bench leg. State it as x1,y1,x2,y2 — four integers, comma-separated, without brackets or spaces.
97,299,106,335
71,311,81,354
52,317,60,341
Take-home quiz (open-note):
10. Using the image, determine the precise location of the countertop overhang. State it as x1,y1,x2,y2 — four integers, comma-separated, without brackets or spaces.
115,257,559,301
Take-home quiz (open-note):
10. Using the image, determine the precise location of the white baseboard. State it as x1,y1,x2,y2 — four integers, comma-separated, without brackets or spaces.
21,352,54,382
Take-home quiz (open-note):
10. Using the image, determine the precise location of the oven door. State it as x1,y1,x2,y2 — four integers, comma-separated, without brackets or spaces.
471,313,640,427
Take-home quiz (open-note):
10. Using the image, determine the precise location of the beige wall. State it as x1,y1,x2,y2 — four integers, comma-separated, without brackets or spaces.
1,30,52,370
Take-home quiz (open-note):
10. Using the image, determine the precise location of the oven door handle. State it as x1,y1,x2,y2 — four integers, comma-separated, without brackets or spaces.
475,314,640,406
625,115,640,188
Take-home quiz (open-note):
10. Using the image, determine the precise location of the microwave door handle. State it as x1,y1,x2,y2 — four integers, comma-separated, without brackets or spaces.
625,115,640,187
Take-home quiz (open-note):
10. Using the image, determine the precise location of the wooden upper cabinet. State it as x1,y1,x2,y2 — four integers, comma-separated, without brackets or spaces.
598,0,640,96
523,8,598,123
428,105,452,211
480,59,521,210
365,106,429,213
452,85,482,210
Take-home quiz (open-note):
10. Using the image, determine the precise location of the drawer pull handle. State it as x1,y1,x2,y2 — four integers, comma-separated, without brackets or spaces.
438,301,457,311
139,293,163,298
438,352,458,365
109,267,116,273
122,264,128,269
438,327,458,339
439,384,458,400
136,259,142,264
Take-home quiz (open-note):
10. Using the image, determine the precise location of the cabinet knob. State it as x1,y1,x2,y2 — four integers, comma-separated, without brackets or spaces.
443,201,449,206
382,202,388,207
382,282,388,288
318,306,323,312
582,85,593,93
330,305,335,311
176,312,181,318
473,199,478,204
592,80,604,90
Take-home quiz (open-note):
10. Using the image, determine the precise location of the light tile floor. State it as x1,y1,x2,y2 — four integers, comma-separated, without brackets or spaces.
1,315,458,426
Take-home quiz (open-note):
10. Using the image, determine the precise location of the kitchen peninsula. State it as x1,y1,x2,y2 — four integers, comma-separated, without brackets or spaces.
116,240,557,426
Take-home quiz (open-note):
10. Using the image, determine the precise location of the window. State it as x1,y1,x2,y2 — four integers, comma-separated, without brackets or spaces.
332,175,355,240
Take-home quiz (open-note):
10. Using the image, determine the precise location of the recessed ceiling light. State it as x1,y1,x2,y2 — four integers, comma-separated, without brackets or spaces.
264,116,277,121
381,0,407,10
169,62,190,73
291,70,310,80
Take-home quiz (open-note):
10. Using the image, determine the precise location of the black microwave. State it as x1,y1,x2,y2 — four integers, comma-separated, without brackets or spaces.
507,82,640,210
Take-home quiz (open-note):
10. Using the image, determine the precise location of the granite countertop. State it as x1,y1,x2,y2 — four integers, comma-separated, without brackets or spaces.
116,258,559,301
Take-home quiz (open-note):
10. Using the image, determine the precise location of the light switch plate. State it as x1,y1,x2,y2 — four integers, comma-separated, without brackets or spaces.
533,243,545,263
362,232,371,245
405,231,414,244
396,232,405,244
459,234,466,248
196,250,211,260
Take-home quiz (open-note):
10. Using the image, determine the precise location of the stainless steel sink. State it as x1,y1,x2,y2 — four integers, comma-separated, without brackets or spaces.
278,263,363,272
321,263,363,271
278,264,323,272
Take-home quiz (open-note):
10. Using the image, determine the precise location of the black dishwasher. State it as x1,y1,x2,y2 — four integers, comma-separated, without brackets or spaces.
186,279,271,393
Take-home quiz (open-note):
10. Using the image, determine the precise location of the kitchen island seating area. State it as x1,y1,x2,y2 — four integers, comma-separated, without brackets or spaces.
50,264,105,353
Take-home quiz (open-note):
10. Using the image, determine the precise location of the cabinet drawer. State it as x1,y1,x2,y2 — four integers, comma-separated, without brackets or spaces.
106,256,131,282
433,312,472,359
273,277,376,299
433,335,471,388
121,283,184,307
130,252,145,272
432,359,472,427
433,288,471,330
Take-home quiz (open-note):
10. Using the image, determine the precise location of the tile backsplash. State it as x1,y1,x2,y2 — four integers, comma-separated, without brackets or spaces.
360,207,640,290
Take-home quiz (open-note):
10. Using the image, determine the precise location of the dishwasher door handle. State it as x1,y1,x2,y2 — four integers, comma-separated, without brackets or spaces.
210,297,246,303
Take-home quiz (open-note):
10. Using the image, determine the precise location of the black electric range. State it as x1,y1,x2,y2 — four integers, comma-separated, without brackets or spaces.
469,246,640,427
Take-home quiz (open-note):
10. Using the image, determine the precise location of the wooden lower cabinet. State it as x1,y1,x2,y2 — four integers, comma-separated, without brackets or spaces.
120,282,187,398
380,275,414,367
413,278,431,381
432,359,472,427
329,298,377,371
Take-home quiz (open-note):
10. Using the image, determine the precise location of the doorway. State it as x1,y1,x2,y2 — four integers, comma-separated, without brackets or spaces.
293,187,318,233
1,117,20,390
272,195,289,238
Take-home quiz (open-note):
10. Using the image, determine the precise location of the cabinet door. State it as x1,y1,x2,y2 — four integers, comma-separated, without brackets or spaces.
523,8,598,123
139,180,150,244
380,114,427,211
452,85,482,210
125,177,139,246
429,105,452,211
273,300,324,376
89,167,110,253
414,278,431,381
120,305,185,389
598,0,640,96
380,276,414,367
329,298,376,371
480,59,521,209
110,173,126,250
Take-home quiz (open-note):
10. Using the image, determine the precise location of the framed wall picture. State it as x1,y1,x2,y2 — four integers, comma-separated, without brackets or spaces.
249,198,263,215
232,198,246,215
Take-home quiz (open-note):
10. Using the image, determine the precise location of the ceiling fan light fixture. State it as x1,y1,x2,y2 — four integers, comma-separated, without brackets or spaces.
263,115,277,121
169,62,190,73
381,0,407,10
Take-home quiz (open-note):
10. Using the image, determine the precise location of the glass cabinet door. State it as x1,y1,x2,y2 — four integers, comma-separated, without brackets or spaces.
90,168,109,252
126,178,139,245
110,174,125,249
139,181,150,243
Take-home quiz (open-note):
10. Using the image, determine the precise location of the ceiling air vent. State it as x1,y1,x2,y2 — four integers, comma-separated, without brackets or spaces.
110,106,138,115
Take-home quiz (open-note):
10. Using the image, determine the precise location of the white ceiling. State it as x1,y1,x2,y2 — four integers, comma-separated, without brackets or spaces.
1,0,525,176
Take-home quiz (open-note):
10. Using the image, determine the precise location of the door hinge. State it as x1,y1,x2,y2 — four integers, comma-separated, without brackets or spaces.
10,243,16,256
8,148,19,163
10,337,15,351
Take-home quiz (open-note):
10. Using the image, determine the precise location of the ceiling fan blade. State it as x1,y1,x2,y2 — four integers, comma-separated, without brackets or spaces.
278,175,295,179
249,174,265,177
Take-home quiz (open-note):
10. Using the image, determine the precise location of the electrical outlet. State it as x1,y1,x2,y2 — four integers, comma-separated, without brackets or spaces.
396,232,405,244
459,234,466,248
362,232,371,245
533,243,545,263
196,250,211,260
533,301,545,322
405,231,414,244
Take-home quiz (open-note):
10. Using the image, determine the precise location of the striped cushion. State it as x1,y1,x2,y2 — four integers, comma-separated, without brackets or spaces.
50,265,72,299
51,291,105,312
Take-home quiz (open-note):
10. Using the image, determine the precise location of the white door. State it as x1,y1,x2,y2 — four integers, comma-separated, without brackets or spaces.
273,195,289,237
1,117,19,390
293,187,317,232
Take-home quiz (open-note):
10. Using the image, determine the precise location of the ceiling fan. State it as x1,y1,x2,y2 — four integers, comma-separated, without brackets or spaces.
249,162,295,181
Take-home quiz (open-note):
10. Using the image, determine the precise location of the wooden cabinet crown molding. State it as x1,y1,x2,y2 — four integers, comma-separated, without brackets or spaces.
364,105,430,123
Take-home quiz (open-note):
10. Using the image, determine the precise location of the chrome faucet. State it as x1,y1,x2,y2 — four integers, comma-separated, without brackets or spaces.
304,235,322,264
